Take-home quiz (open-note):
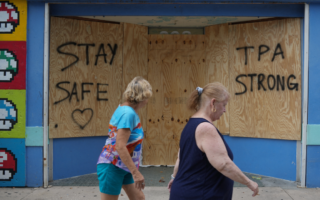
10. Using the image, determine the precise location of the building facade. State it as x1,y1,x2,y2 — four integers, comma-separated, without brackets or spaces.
0,0,319,188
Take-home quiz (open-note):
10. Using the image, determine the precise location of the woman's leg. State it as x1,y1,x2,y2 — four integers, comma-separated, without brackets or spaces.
100,192,119,200
122,184,145,200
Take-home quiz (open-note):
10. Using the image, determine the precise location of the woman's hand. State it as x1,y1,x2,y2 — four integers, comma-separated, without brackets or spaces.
116,128,145,190
132,170,145,191
167,179,174,192
247,180,259,197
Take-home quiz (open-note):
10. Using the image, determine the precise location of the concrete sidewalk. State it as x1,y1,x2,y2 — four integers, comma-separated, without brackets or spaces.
2,167,319,199
1,186,320,200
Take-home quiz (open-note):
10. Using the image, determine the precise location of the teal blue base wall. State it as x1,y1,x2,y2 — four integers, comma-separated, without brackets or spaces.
306,146,320,187
26,147,43,187
53,136,108,180
224,136,296,181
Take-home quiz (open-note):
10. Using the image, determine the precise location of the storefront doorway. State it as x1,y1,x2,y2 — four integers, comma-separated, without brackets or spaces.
49,16,301,166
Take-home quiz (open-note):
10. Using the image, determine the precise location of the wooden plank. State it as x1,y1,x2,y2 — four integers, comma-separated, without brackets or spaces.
142,141,167,165
181,49,208,133
229,18,301,140
123,23,148,131
148,35,175,50
143,49,163,165
165,50,185,146
174,35,196,50
144,35,208,165
205,24,230,134
49,17,123,138
148,35,202,50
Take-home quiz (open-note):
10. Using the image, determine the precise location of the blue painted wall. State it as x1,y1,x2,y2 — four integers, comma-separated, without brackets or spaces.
53,136,108,180
50,4,303,17
224,136,296,181
25,2,46,188
309,3,320,124
306,146,320,187
26,2,45,127
305,3,320,187
26,147,43,187
52,135,297,181
25,0,320,3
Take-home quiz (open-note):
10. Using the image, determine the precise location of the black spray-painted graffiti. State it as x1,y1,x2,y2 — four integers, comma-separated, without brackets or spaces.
71,108,94,130
54,81,108,129
53,82,108,105
57,42,117,71
54,41,115,130
235,43,298,95
236,43,284,65
235,74,298,95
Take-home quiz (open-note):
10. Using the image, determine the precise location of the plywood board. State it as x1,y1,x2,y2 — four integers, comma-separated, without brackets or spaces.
49,17,123,138
148,34,204,50
0,90,26,138
148,35,175,50
205,24,230,134
229,18,301,140
144,35,208,165
123,23,148,131
143,49,164,165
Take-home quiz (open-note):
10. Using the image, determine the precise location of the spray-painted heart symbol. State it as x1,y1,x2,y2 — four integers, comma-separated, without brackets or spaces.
71,108,93,129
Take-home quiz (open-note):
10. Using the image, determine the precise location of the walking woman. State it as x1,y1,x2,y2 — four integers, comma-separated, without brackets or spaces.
168,82,259,200
97,76,152,200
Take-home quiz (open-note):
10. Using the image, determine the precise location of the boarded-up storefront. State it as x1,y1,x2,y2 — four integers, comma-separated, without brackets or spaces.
49,17,301,165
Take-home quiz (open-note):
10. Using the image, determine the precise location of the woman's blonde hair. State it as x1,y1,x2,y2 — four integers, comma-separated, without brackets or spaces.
123,76,152,103
187,82,229,110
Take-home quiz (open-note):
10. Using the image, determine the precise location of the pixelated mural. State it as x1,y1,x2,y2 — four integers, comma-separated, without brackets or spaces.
0,41,26,89
0,1,19,34
0,148,17,181
0,50,18,82
0,90,25,138
0,139,25,186
0,0,27,187
0,0,27,41
0,99,17,131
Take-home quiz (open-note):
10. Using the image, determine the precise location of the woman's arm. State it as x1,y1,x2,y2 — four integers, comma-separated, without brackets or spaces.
196,123,259,197
172,150,180,177
116,128,145,190
167,150,180,191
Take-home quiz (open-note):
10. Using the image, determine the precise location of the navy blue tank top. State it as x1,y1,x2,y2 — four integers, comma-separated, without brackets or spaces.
170,118,234,200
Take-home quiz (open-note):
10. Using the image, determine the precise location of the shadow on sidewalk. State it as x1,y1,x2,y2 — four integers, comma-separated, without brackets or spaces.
49,166,298,189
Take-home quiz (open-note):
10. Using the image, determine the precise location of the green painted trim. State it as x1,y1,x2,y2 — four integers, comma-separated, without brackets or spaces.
25,127,43,146
307,124,320,145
